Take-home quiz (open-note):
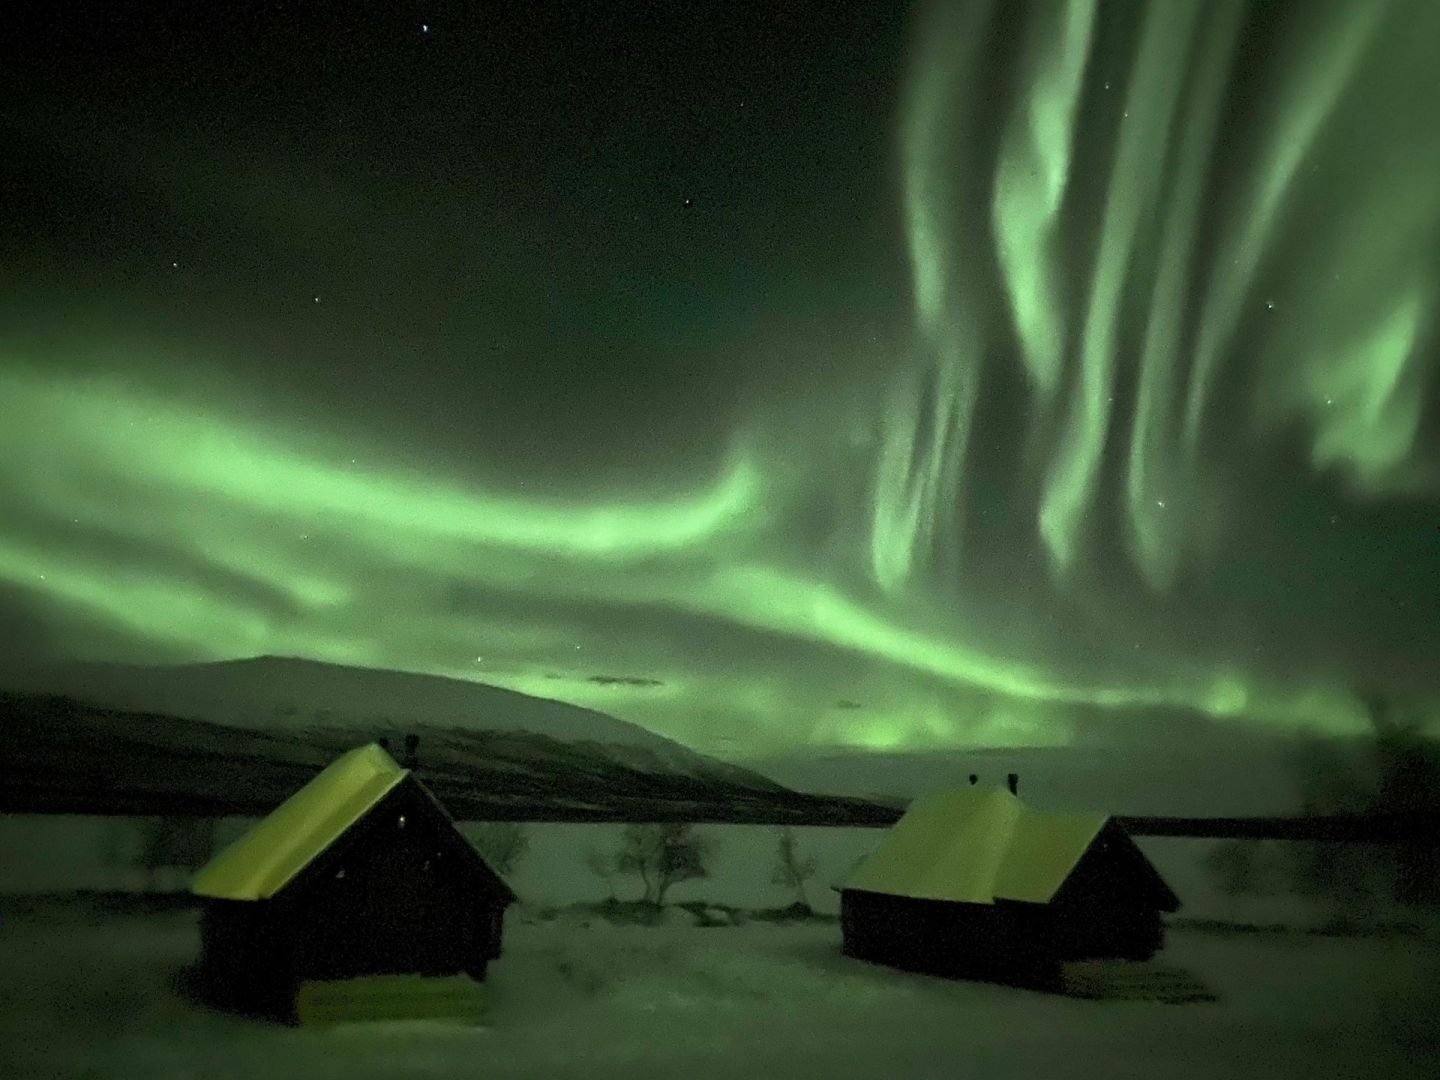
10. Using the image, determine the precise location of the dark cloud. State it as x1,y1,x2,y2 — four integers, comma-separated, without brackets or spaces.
586,675,664,688
0,585,59,663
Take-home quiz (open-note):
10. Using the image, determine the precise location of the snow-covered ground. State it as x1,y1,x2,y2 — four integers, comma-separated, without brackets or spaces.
1,901,1436,1080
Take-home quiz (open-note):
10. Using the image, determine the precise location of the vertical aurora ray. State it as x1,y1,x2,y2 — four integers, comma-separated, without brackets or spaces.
1245,0,1440,494
855,0,1440,745
899,0,1439,590
871,348,979,595
1038,0,1201,579
871,0,994,595
1307,286,1431,485
1125,0,1245,591
991,0,1096,403
1180,0,1387,454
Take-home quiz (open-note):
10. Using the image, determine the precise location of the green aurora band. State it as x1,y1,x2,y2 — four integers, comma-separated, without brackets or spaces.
2,0,1439,754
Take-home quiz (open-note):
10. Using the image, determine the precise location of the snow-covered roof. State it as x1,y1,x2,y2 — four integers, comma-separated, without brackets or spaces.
191,742,408,900
842,786,1108,905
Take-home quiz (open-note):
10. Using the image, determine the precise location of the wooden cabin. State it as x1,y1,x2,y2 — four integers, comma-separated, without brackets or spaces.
190,743,515,1020
838,785,1179,990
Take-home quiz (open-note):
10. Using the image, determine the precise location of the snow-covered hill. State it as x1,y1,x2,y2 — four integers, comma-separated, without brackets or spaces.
0,655,778,794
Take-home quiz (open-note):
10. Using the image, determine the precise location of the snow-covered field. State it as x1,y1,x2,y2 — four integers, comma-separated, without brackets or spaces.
2,900,1436,1080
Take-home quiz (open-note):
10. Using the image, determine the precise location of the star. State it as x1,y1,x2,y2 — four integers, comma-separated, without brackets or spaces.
682,197,693,209
421,23,429,33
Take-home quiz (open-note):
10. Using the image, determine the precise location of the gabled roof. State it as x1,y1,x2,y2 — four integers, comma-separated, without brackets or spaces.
843,786,1108,905
192,743,409,901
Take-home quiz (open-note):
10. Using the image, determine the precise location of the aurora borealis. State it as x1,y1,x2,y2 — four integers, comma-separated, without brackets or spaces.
2,0,1438,757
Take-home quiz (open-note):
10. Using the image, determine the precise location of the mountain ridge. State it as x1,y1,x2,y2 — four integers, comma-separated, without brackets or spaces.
0,653,779,792
0,689,897,825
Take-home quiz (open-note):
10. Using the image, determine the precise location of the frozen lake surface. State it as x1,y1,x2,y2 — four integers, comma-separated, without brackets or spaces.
2,900,1436,1080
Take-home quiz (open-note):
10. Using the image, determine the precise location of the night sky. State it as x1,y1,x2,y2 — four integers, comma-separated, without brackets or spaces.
3,0,1438,758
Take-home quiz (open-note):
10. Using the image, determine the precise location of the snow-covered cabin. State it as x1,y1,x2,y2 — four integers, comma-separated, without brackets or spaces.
191,742,515,1020
838,785,1179,989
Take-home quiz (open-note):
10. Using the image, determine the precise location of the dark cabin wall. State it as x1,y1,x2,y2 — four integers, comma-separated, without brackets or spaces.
840,889,1062,990
197,777,512,1018
198,899,299,1020
1048,888,1162,961
286,779,507,980
1080,822,1181,911
1050,823,1174,961
839,825,1179,981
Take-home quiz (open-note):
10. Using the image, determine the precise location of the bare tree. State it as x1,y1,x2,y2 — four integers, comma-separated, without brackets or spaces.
469,822,529,877
771,827,817,912
137,816,217,892
1365,696,1440,903
1205,840,1257,896
99,819,139,883
1288,696,1440,912
1204,839,1259,922
583,847,618,901
616,823,713,906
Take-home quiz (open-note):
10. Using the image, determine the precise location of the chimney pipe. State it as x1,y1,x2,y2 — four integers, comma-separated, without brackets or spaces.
403,733,420,769
1006,772,1018,795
